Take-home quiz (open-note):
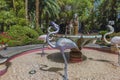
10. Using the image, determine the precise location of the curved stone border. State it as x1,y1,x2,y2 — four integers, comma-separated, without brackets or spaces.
0,62,10,76
7,48,53,62
0,66,7,76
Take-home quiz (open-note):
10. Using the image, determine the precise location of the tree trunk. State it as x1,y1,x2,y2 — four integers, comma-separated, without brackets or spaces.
12,0,16,15
45,12,49,33
0,23,4,32
109,0,117,32
25,0,28,22
35,0,39,29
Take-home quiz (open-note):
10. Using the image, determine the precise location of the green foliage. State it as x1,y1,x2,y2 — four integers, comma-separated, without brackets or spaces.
99,30,109,39
7,25,41,46
35,27,43,35
17,18,28,26
109,32,120,37
0,0,27,32
41,0,60,18
0,32,11,44
99,30,107,35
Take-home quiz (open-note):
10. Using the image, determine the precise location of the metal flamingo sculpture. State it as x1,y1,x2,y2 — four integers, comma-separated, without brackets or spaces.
103,25,120,65
46,21,78,80
38,28,54,56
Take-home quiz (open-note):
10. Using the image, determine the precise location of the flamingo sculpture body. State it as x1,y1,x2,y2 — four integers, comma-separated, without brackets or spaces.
38,34,48,55
38,35,47,43
46,21,78,80
103,25,120,65
111,36,120,45
38,28,54,55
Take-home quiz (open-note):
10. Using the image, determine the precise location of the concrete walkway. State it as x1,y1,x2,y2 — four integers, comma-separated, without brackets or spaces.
0,44,44,57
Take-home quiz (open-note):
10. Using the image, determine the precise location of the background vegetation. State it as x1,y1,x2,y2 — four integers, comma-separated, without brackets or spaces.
0,0,120,46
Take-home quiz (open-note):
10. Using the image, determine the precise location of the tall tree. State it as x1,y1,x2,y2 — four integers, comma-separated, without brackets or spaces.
25,0,28,21
35,0,39,29
39,0,60,32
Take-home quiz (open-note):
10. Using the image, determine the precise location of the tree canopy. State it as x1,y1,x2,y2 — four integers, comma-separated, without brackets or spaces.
0,0,120,33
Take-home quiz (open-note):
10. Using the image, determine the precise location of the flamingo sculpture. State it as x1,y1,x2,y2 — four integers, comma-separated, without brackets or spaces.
38,34,48,55
38,28,54,56
46,21,78,80
103,25,120,65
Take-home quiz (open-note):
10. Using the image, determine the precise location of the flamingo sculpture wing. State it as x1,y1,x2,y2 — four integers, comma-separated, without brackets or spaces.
103,25,120,65
46,21,78,80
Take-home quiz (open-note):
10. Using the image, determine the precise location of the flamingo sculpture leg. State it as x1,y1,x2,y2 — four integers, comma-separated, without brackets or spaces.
115,44,120,65
46,21,78,80
104,25,120,66
61,48,68,80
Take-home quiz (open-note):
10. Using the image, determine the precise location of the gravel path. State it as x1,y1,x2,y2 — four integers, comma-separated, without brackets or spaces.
0,48,120,80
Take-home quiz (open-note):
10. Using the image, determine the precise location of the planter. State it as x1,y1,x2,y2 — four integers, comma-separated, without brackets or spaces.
69,48,82,63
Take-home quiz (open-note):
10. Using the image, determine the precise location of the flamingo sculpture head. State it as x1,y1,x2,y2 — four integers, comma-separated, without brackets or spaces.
46,21,78,80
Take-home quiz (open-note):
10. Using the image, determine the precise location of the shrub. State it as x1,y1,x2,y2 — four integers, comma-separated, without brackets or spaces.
7,25,41,46
0,32,12,45
35,27,43,35
109,32,120,37
99,30,107,35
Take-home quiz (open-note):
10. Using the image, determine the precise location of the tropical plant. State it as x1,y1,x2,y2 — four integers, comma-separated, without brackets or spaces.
40,0,60,31
7,25,40,46
0,32,11,45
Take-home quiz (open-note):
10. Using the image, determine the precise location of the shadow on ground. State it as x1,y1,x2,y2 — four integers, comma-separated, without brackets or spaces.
47,52,87,63
88,57,117,66
47,52,69,63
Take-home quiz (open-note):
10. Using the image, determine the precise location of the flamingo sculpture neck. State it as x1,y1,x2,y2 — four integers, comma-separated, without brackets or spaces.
103,25,114,44
46,21,59,48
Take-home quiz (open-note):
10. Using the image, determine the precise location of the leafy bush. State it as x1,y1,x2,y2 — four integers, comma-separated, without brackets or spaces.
7,25,42,46
0,32,12,44
109,32,120,37
99,30,107,35
34,27,43,35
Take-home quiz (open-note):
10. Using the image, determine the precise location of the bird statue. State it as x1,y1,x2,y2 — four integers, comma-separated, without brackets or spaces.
46,21,78,80
38,34,48,55
103,25,120,66
38,28,54,56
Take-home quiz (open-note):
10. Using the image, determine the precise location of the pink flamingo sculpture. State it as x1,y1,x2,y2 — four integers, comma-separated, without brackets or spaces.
38,28,53,56
46,21,78,80
38,34,48,55
104,25,120,66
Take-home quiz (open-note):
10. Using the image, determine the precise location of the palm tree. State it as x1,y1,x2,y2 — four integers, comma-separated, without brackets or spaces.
25,0,28,21
39,0,60,32
35,0,39,29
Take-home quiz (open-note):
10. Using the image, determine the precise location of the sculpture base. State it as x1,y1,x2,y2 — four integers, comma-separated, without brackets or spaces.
69,48,82,63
